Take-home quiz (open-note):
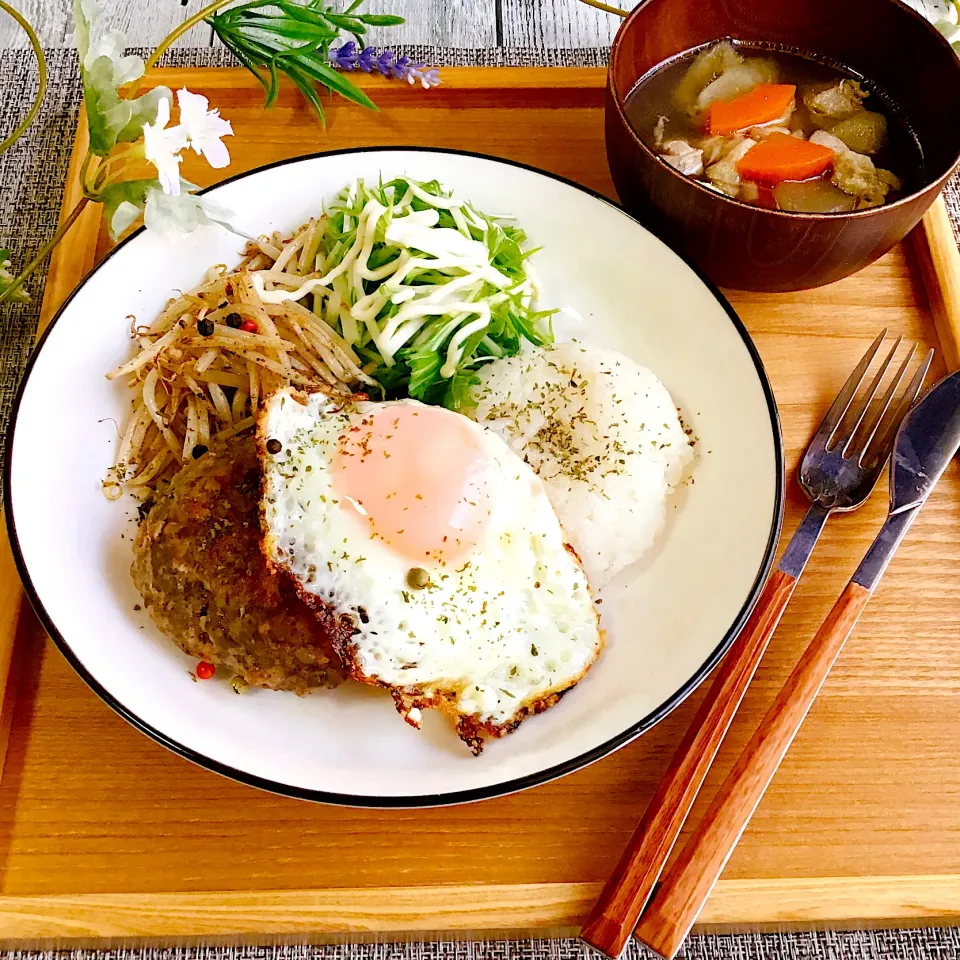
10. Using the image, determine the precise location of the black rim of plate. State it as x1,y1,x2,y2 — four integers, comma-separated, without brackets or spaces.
5,145,785,809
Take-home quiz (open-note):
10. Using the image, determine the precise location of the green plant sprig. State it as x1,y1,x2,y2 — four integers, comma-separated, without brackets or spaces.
208,0,404,122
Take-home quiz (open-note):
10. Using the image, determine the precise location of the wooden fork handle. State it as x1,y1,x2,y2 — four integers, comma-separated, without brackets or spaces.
634,581,872,960
579,568,798,958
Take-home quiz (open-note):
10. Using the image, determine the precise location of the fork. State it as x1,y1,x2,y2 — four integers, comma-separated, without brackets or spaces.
580,331,933,959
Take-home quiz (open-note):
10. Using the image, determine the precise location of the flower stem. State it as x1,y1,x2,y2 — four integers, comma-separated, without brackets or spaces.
79,150,102,196
91,144,139,193
0,198,90,306
0,0,48,156
132,0,237,88
576,0,630,16
93,165,137,197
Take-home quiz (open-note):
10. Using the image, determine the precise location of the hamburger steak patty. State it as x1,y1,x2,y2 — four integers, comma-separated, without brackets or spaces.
131,433,349,693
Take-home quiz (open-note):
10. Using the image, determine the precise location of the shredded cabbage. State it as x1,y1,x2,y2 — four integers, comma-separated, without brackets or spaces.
313,177,555,409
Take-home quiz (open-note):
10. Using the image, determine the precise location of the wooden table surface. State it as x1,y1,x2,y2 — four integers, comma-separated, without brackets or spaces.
0,0,950,49
0,67,958,945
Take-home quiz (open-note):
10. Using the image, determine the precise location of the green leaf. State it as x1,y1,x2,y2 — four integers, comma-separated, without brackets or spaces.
456,325,490,367
214,29,292,110
83,67,170,156
290,56,378,110
445,368,482,410
0,249,29,304
73,0,92,63
215,0,271,17
115,87,171,144
367,246,401,271
404,346,444,399
73,0,170,156
265,57,281,108
225,38,271,95
99,178,157,239
511,307,555,347
274,0,332,22
242,17,338,41
325,14,366,36
283,61,326,124
358,14,406,25
371,356,411,397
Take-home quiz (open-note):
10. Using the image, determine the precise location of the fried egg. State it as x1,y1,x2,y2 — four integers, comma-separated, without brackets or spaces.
258,388,604,753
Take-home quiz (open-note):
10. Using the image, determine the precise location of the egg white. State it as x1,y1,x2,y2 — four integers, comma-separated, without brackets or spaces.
259,388,603,728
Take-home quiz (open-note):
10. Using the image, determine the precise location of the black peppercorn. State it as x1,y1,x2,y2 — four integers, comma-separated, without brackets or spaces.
266,438,282,455
197,317,215,337
406,567,430,590
192,444,208,459
225,312,242,329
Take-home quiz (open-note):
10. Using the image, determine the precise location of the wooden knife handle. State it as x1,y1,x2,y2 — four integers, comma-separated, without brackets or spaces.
634,580,872,960
579,568,797,958
915,197,960,372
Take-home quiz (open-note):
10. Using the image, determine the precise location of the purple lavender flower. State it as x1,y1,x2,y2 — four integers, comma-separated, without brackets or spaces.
328,43,440,89
328,40,359,71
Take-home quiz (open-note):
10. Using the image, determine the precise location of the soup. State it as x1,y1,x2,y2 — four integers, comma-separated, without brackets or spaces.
624,41,924,213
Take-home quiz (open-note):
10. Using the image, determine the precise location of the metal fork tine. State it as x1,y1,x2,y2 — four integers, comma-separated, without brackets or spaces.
863,347,934,466
853,342,916,463
840,336,902,457
818,330,886,447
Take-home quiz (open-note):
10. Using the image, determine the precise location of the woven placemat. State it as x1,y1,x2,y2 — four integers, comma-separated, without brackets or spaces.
5,928,960,960
1,45,960,960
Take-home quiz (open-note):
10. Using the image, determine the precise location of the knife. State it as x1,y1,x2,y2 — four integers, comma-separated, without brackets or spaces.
855,367,960,588
633,367,960,960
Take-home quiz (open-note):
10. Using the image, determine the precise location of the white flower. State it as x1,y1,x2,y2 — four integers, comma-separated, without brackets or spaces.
143,188,234,239
176,88,233,169
142,97,188,196
83,27,142,80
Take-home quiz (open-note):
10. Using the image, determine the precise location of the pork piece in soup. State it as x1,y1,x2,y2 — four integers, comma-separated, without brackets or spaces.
626,41,923,213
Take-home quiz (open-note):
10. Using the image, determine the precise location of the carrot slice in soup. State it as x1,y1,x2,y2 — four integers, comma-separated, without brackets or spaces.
737,134,835,184
707,84,797,135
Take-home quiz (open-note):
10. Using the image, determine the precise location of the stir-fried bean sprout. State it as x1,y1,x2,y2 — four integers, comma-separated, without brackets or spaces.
104,177,552,499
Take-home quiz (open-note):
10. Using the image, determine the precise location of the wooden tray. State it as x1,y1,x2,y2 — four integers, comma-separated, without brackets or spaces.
2,67,960,947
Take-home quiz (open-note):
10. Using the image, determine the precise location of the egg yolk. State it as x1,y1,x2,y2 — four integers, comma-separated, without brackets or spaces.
334,403,493,564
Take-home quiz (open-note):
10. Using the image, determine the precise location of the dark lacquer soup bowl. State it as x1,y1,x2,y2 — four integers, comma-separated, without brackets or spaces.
606,0,960,291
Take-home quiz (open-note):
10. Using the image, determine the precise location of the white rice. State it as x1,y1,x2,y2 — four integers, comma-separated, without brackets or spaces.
470,341,694,588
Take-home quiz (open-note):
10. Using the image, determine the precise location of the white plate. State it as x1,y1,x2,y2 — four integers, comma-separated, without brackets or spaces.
6,149,783,806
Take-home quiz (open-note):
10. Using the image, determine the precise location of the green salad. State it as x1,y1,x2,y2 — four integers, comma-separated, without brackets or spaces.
285,177,554,408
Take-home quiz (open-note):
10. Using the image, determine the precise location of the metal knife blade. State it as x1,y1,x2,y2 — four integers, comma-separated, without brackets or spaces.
890,368,960,514
854,368,960,591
